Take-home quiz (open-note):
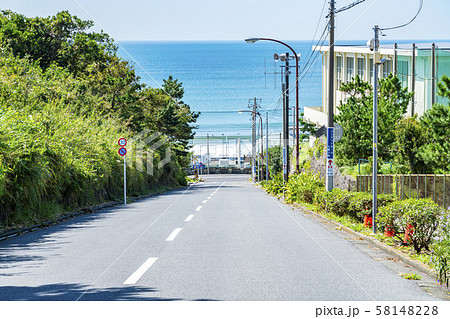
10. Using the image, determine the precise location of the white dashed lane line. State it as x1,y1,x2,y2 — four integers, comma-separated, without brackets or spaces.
123,257,158,285
165,228,183,241
185,214,194,222
195,206,203,212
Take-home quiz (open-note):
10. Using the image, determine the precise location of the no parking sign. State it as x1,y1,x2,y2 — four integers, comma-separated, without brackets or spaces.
118,147,127,156
117,138,127,205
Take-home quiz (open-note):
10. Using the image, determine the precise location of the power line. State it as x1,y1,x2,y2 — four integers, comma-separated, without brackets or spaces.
329,0,368,17
380,0,423,31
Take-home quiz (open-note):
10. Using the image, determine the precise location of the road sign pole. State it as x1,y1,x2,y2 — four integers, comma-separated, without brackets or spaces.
124,154,127,205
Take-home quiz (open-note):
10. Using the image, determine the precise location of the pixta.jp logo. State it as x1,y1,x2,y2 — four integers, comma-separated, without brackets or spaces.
128,129,171,176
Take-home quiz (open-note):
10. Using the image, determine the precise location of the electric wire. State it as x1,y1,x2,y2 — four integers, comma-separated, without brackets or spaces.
71,0,181,106
380,0,423,31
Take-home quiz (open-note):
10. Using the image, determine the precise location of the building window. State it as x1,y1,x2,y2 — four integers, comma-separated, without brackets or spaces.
397,60,409,88
336,56,342,88
346,57,354,82
357,57,365,79
369,58,374,85
383,59,392,78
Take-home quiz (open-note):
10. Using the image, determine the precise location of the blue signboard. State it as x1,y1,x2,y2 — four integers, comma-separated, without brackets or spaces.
327,127,334,176
283,148,287,174
327,127,334,159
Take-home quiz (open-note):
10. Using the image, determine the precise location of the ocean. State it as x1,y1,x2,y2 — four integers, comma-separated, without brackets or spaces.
117,41,323,144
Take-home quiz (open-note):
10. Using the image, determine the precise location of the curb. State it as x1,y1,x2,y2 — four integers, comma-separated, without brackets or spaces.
0,184,188,242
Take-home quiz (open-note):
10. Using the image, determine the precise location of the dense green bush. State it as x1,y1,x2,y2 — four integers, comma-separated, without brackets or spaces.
0,11,196,228
377,198,443,253
284,171,324,204
264,173,285,196
317,188,353,217
431,210,450,287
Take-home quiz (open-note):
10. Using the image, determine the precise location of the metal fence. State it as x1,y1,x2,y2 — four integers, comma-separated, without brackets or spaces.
356,174,449,209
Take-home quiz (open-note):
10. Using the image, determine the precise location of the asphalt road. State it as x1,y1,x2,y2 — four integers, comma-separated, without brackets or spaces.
0,174,440,301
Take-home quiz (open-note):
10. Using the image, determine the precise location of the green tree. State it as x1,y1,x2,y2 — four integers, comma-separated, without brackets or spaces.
393,115,427,173
417,76,450,173
0,10,115,75
335,75,412,165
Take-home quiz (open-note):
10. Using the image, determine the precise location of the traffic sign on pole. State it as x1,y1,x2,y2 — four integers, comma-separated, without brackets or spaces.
326,127,334,177
118,138,127,147
118,147,127,156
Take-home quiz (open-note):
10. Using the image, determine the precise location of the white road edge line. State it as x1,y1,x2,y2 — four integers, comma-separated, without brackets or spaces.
185,214,194,222
166,228,183,241
123,257,158,285
195,206,203,212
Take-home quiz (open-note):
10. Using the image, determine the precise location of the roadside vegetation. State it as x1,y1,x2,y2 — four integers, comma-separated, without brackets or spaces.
261,74,450,287
0,10,198,229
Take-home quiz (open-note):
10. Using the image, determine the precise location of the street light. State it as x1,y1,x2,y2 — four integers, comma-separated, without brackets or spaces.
238,110,264,182
245,37,300,173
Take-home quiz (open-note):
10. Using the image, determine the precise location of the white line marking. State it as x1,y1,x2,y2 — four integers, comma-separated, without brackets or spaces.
123,257,158,285
76,184,193,300
207,197,211,200
166,228,182,241
195,206,202,212
185,214,194,222
202,200,207,204
210,193,214,196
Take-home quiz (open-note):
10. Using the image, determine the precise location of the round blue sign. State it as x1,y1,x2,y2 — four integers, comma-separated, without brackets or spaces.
118,147,127,156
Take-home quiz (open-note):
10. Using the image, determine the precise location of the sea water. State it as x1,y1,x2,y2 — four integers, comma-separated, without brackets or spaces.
118,41,323,144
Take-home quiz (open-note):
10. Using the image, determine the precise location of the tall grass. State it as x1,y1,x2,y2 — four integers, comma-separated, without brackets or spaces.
0,53,184,228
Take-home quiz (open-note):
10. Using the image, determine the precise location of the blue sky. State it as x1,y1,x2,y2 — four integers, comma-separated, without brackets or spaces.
2,0,449,41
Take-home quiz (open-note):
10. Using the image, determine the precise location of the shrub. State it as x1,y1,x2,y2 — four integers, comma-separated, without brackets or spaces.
316,188,353,217
263,173,285,196
377,201,408,241
284,171,324,204
377,198,443,253
402,199,442,253
431,209,450,287
348,192,373,219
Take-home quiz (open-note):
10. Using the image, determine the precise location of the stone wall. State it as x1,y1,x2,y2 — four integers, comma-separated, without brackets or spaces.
302,136,356,191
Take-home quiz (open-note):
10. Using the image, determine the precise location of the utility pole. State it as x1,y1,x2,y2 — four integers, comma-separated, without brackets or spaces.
326,0,335,192
207,133,210,174
372,25,380,234
432,43,436,105
249,98,261,182
285,54,290,179
260,114,263,181
282,81,289,183
266,112,269,181
411,43,416,116
238,137,241,168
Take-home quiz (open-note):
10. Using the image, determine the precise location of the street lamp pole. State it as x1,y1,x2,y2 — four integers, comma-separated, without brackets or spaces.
245,38,300,173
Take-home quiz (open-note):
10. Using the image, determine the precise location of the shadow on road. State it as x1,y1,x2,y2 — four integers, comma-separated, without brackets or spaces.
0,283,182,301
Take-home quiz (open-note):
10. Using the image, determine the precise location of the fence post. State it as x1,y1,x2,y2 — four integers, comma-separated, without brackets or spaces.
433,174,436,202
402,175,404,200
409,174,411,198
417,175,419,199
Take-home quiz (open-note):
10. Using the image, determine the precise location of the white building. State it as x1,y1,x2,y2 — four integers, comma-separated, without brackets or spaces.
304,42,450,127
